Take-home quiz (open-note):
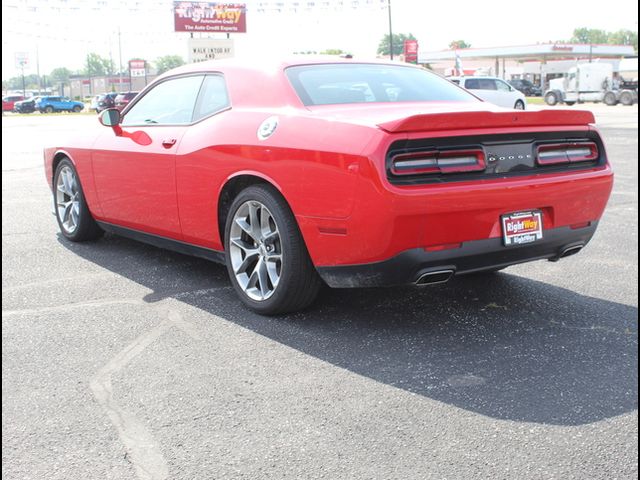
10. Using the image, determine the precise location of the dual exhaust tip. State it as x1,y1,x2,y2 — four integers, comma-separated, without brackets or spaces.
415,269,455,286
415,244,585,285
550,244,584,262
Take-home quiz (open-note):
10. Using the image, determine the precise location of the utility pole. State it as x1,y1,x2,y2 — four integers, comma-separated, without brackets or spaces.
387,0,393,60
36,45,41,93
118,27,123,91
21,65,26,97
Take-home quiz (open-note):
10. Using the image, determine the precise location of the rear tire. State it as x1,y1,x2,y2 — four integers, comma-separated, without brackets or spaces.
544,91,558,106
564,101,576,106
224,184,322,315
53,159,103,242
604,92,618,106
44,106,54,114
620,91,634,106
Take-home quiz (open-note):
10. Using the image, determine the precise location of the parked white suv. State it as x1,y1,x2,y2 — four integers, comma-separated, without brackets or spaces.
449,76,527,109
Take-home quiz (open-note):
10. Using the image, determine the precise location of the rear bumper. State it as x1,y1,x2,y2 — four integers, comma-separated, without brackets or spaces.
317,223,598,288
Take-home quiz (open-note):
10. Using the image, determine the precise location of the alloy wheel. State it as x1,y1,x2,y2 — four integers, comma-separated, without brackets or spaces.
56,165,81,234
229,200,283,301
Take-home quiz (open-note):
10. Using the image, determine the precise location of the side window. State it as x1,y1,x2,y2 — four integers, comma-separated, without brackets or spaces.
496,80,511,91
192,75,230,122
122,75,204,126
465,79,480,89
478,79,498,90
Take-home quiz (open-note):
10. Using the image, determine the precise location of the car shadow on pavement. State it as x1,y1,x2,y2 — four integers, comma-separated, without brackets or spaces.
60,233,638,427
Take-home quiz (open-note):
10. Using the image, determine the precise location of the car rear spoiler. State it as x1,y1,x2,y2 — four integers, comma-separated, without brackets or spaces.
377,109,596,133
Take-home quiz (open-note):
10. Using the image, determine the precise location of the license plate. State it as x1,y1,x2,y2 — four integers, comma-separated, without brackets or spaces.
501,211,543,246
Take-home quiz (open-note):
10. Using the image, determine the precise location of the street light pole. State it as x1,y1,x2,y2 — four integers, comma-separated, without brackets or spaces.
118,27,123,91
387,0,394,60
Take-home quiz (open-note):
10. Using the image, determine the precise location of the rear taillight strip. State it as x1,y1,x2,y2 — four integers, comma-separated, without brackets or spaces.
536,142,598,166
391,149,485,176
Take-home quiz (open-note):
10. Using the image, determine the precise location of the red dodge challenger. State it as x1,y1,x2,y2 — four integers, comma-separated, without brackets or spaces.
44,59,613,314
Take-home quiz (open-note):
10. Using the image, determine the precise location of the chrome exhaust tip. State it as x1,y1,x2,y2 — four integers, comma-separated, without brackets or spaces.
559,244,584,258
550,244,585,262
415,269,455,286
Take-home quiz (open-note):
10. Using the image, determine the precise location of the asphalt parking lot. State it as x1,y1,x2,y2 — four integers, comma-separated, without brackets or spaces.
2,104,638,479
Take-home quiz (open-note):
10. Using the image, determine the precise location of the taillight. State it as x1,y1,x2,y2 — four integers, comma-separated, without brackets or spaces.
391,149,485,176
536,142,598,165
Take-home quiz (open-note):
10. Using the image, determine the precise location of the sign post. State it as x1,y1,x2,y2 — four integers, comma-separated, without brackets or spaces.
15,52,29,97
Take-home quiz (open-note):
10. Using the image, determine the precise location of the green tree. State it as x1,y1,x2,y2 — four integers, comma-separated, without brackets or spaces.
449,40,471,50
608,29,638,52
571,28,609,44
84,53,111,76
155,55,185,75
5,74,40,90
320,49,345,55
50,67,72,85
377,33,416,56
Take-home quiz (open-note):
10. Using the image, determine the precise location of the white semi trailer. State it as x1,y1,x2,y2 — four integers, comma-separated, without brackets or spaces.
544,62,638,106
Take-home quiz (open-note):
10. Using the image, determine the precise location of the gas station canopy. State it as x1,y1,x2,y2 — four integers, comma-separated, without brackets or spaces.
420,43,636,63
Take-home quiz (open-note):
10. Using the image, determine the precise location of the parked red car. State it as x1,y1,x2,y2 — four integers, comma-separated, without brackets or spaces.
3,95,25,112
44,59,613,314
114,91,138,111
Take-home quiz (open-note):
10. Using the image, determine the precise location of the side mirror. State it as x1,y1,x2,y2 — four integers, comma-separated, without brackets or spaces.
99,108,121,127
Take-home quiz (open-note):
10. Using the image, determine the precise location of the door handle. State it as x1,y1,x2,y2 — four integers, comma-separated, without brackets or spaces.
162,138,177,148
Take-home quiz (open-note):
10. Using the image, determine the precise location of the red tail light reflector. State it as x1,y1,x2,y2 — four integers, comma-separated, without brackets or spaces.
391,149,485,176
536,142,598,166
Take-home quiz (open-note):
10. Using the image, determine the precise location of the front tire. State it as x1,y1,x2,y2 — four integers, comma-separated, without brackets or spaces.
514,100,525,110
53,159,103,242
544,91,558,106
224,184,321,315
72,105,82,113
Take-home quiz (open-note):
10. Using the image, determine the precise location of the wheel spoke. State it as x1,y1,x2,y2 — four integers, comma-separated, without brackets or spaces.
248,202,261,241
247,262,260,290
234,249,259,276
265,259,280,287
260,208,273,239
234,218,255,241
257,258,270,298
57,182,68,195
59,200,72,223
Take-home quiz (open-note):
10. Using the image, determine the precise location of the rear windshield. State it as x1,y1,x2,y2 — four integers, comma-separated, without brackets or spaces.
286,64,476,106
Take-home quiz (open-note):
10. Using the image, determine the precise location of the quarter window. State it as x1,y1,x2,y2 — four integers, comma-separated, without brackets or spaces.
192,75,230,122
122,75,205,126
496,80,511,91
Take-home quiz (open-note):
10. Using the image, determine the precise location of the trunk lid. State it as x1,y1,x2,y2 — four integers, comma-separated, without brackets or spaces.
307,102,595,133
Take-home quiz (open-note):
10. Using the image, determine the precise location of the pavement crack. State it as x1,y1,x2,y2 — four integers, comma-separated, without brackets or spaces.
88,305,201,480
90,319,171,480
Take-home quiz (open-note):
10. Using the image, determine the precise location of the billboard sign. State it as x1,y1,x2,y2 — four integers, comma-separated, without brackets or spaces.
15,52,29,69
404,40,418,64
174,2,247,33
129,60,146,77
188,38,235,63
